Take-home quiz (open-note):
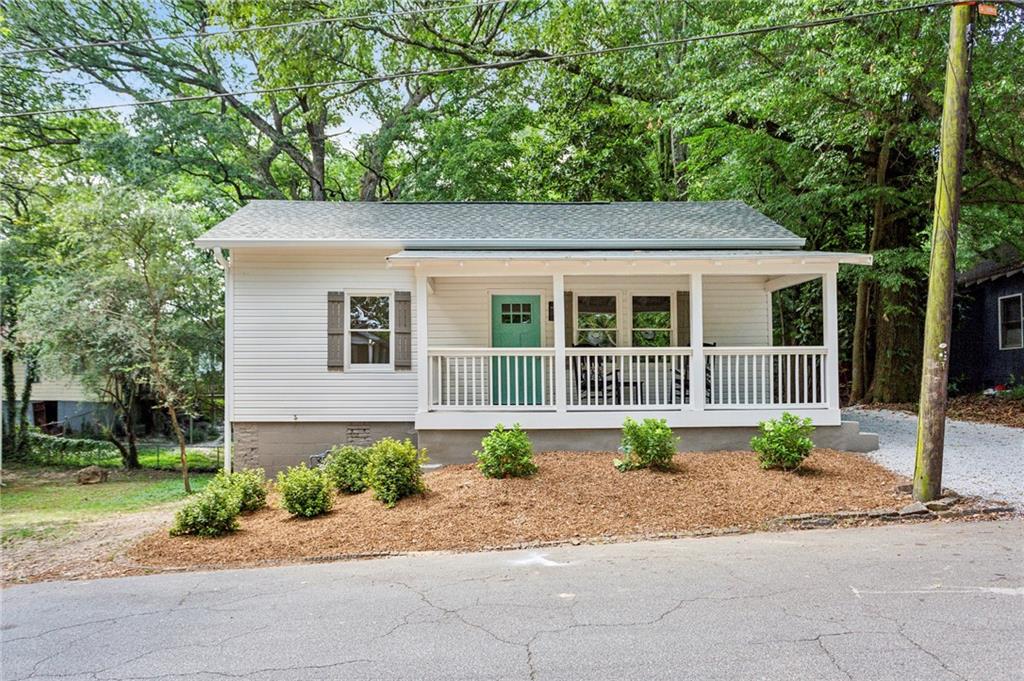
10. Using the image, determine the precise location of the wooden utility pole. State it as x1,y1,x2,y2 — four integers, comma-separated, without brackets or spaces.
913,3,975,502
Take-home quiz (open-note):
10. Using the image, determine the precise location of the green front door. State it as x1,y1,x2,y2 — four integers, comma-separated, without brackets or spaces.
491,295,542,406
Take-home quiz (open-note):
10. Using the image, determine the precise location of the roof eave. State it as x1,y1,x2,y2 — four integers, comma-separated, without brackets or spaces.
193,236,807,250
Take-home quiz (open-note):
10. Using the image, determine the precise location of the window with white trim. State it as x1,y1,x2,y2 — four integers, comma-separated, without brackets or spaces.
575,295,617,347
631,295,672,347
349,294,392,365
999,293,1023,350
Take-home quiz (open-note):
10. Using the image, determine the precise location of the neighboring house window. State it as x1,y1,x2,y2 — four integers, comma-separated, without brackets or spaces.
999,293,1023,350
349,294,392,366
576,295,617,347
631,295,672,347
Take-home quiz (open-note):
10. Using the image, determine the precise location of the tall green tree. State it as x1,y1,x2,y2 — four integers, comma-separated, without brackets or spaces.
20,190,222,487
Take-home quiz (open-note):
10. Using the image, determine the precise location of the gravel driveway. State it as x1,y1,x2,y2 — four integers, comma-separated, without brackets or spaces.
845,407,1024,505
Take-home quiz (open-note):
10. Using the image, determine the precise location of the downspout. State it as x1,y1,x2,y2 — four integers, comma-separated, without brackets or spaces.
212,248,233,473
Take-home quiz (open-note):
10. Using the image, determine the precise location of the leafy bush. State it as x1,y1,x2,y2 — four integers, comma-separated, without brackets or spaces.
25,431,118,466
364,438,428,508
276,464,333,517
474,424,537,478
170,485,242,537
751,412,815,470
614,417,678,472
207,468,267,512
323,445,370,494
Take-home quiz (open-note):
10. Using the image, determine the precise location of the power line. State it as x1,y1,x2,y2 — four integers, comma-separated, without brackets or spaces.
0,0,512,58
0,1,1000,121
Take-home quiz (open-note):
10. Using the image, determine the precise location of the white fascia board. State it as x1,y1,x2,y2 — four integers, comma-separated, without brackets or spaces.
192,237,806,250
386,250,873,266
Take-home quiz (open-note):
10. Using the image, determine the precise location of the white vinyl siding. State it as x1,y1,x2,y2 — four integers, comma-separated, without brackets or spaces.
428,277,555,347
702,276,773,346
231,248,417,422
229,253,775,424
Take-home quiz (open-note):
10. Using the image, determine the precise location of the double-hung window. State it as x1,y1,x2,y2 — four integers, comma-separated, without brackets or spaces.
999,293,1023,350
349,294,393,367
575,295,617,347
631,295,672,347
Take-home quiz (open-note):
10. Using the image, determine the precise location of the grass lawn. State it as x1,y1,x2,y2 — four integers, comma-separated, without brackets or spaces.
1,465,212,544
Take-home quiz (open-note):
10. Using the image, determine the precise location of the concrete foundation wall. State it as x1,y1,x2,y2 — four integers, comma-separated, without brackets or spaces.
418,421,879,465
234,420,878,472
233,421,416,475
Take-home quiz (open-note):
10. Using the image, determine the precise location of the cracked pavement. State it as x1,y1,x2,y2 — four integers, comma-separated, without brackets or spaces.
3,520,1022,680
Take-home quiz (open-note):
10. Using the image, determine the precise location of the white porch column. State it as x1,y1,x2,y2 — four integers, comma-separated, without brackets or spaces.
416,270,430,414
688,273,705,411
822,269,841,410
552,272,567,412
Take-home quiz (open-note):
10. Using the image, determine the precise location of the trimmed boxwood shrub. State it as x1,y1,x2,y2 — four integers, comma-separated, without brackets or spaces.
751,412,815,471
170,485,242,537
615,417,678,472
474,424,537,478
323,445,370,494
364,438,428,508
207,468,268,512
276,464,333,517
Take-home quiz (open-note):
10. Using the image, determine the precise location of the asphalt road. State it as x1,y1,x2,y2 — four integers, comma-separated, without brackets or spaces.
3,520,1022,681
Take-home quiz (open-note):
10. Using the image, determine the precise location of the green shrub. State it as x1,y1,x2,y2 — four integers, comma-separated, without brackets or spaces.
751,412,815,470
276,464,333,517
170,485,242,537
207,468,267,512
364,438,428,507
24,431,118,466
323,445,370,493
614,417,678,472
474,424,537,478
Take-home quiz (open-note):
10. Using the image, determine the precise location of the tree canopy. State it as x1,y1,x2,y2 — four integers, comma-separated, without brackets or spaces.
2,0,1022,427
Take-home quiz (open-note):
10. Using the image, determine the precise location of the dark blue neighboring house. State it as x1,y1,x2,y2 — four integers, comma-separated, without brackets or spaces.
950,244,1024,393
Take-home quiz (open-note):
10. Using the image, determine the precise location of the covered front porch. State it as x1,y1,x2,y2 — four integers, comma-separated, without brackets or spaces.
389,250,869,430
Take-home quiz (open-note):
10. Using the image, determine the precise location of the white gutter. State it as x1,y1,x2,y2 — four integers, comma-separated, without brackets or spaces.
211,248,233,473
385,250,873,266
193,236,806,250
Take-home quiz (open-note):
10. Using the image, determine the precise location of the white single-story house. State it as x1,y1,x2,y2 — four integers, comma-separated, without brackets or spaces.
196,201,878,474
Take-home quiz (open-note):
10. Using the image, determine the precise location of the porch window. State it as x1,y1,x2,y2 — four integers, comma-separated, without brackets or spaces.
631,295,672,347
576,295,617,347
349,294,392,365
999,294,1023,350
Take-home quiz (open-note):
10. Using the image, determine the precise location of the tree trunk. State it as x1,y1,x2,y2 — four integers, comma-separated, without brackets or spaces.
2,351,16,454
166,403,191,494
304,106,327,201
914,4,973,502
851,126,897,403
15,354,36,452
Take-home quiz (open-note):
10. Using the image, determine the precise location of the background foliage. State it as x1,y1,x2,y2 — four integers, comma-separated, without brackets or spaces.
2,0,1022,444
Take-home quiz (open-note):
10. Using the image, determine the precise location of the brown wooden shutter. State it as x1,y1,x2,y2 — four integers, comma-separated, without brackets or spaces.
394,291,412,370
676,291,690,346
327,291,345,371
564,291,574,346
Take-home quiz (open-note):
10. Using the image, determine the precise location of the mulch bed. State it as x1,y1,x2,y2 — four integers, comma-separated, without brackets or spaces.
130,449,912,570
862,395,1024,430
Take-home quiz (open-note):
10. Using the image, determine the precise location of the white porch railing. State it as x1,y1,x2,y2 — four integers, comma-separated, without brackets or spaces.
427,346,827,413
566,347,691,410
704,346,827,409
428,348,555,410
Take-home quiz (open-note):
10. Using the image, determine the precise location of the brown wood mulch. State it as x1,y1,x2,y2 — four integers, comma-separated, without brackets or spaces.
130,449,911,571
863,395,1024,430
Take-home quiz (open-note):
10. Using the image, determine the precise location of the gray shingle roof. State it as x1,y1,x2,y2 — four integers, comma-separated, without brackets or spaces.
195,200,804,249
